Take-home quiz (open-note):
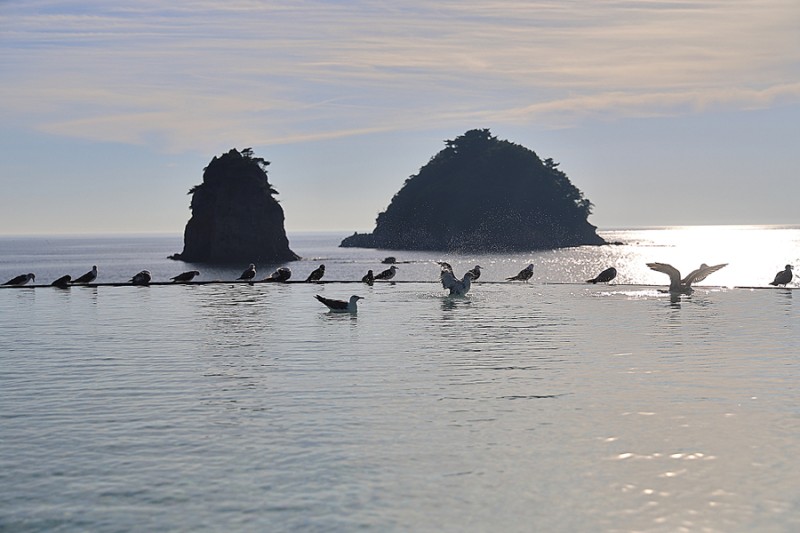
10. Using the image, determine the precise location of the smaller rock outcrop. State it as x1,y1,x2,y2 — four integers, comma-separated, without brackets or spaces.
171,148,299,264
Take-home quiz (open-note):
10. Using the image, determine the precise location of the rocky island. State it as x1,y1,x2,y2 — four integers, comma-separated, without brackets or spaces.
340,129,606,252
171,148,299,264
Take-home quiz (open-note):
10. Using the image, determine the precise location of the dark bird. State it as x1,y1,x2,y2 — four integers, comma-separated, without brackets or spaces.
647,262,727,294
51,275,72,288
362,269,374,285
374,265,398,281
769,265,793,287
315,294,363,313
441,268,474,296
506,264,534,282
264,267,292,282
467,265,482,281
73,265,98,284
382,256,397,264
171,270,200,282
4,273,35,286
587,267,617,284
306,264,325,282
237,264,256,281
130,270,152,285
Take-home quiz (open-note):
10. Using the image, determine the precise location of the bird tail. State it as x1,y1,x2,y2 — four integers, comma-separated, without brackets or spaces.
586,278,598,284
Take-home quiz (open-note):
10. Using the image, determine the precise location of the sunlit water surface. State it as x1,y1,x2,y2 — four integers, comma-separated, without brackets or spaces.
2,227,800,532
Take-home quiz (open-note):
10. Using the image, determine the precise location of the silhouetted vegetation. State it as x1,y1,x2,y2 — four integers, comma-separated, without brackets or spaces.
341,129,605,251
172,148,298,263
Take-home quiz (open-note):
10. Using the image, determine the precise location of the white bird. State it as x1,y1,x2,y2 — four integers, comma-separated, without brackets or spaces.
72,265,97,284
130,270,152,285
237,264,256,281
507,264,534,282
769,265,793,287
315,294,363,313
466,265,482,281
441,268,474,296
3,273,35,285
264,267,291,282
375,265,398,281
647,262,727,293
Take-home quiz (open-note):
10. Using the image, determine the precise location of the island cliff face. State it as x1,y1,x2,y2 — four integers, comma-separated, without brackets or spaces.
340,129,606,252
172,148,299,263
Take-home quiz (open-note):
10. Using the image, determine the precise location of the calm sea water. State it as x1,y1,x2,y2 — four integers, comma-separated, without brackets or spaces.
2,227,800,532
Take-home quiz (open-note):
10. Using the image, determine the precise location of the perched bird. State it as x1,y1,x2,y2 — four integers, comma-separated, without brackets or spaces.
264,267,292,282
237,264,256,281
130,270,152,285
362,269,374,285
467,265,482,281
507,264,534,282
587,267,617,284
647,262,727,294
73,265,98,284
51,275,72,288
375,265,398,281
441,268,474,296
3,273,35,286
315,294,363,313
770,265,793,287
306,264,325,283
171,270,200,283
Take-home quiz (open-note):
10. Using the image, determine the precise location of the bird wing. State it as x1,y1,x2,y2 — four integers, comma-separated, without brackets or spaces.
315,294,348,310
647,262,681,284
375,269,391,279
440,269,458,290
683,263,727,285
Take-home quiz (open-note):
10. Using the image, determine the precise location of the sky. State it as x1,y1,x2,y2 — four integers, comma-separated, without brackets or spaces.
1,0,799,235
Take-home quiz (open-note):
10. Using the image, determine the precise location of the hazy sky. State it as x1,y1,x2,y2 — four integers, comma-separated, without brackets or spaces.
2,0,799,235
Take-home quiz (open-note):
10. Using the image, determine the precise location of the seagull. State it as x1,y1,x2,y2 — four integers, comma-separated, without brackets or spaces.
130,270,152,285
171,270,200,282
507,264,534,282
587,267,617,284
375,265,398,281
647,262,727,294
306,264,325,282
362,269,374,285
315,294,363,313
264,267,292,282
769,265,793,287
467,265,482,281
441,268,474,296
4,273,35,286
72,266,97,284
237,264,256,281
51,275,72,288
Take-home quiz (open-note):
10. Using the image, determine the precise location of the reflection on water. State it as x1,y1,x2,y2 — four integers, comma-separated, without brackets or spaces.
2,228,800,531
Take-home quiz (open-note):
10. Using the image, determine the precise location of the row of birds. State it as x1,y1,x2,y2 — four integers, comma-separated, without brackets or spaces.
3,261,794,313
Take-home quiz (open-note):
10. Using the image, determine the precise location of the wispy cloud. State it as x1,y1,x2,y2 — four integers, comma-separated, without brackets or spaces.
2,0,799,151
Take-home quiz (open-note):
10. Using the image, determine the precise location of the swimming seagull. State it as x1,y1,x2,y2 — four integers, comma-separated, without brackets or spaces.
237,264,256,281
374,265,398,281
306,264,325,282
506,264,534,282
362,269,374,285
264,267,292,282
3,273,35,285
467,265,482,281
769,265,793,287
315,294,363,313
72,266,97,284
130,270,152,285
51,275,72,288
171,270,200,282
587,267,617,284
646,262,728,294
441,268,474,296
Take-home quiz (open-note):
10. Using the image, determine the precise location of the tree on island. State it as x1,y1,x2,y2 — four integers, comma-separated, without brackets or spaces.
340,129,606,252
171,148,299,264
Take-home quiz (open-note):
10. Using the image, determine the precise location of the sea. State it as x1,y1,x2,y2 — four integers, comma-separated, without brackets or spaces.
1,226,799,532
